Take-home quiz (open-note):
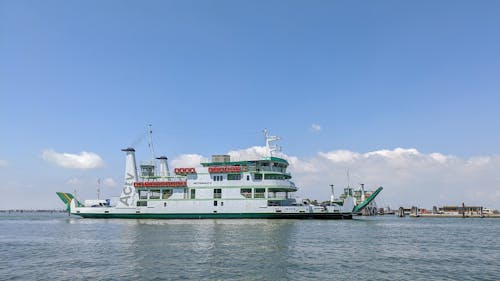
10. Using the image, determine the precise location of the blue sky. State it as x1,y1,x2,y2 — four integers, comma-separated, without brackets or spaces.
1,0,500,209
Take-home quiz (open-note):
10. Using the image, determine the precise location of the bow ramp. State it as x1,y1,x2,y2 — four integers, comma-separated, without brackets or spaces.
352,186,383,213
56,192,82,211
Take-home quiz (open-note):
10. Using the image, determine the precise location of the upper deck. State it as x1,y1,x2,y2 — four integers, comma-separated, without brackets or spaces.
200,156,291,180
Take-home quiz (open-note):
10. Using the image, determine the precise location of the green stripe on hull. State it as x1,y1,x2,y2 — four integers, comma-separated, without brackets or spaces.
74,212,352,220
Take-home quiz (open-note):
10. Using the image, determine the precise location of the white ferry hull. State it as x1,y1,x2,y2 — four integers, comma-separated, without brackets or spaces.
69,199,353,219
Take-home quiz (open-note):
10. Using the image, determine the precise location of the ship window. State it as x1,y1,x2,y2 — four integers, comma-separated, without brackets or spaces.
214,200,218,206
139,190,148,200
213,175,223,181
241,188,252,198
214,188,222,199
254,174,262,180
137,201,147,207
264,174,284,180
254,188,265,198
228,174,241,181
246,175,250,181
162,189,172,199
190,189,196,199
149,189,160,199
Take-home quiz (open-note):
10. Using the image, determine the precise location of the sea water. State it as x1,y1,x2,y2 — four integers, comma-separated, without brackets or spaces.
1,213,499,280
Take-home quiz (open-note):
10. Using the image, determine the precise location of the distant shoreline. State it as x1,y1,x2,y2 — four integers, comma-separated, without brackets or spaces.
417,213,500,218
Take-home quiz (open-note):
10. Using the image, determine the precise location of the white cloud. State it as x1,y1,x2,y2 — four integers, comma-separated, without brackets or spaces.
41,149,104,169
319,150,360,163
66,177,116,189
170,154,207,168
311,124,321,132
0,159,7,167
467,156,491,166
228,146,269,161
66,177,82,185
102,178,117,187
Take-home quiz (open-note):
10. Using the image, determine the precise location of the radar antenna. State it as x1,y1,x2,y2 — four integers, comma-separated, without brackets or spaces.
263,129,281,157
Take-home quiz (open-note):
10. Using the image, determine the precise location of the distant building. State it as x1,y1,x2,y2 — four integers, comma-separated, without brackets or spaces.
436,205,484,215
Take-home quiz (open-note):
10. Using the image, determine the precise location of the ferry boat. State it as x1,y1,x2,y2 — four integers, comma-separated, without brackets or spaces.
57,130,382,219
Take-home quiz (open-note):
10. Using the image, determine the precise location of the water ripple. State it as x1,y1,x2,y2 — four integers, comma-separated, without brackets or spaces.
1,214,499,280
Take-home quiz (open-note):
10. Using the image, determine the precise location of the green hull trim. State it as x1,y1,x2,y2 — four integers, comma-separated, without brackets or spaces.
74,212,352,220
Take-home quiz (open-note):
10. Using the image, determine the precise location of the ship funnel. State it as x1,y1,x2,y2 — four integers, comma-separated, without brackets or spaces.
117,147,138,208
156,156,170,177
122,147,138,181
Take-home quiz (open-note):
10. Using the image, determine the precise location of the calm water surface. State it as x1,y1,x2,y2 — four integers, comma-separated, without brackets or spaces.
1,213,499,280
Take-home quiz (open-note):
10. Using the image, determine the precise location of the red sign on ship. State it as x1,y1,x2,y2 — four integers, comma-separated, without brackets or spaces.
134,181,187,188
208,166,241,173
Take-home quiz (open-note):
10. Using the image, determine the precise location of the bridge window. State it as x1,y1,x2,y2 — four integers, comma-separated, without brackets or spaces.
190,189,196,199
228,174,241,180
264,174,285,180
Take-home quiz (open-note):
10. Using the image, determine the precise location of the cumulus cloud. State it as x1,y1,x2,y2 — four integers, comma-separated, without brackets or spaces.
42,149,104,169
66,177,82,185
171,146,500,209
102,178,117,187
293,148,500,209
228,146,269,161
66,177,117,188
170,154,207,168
311,124,321,132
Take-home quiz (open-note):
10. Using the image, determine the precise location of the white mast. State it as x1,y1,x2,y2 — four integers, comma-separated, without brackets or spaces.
263,129,281,157
148,124,156,162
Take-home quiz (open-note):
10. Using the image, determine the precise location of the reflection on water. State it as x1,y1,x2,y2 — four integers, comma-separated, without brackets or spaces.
1,214,499,280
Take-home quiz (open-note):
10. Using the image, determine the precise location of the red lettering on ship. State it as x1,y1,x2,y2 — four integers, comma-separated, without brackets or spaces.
208,166,241,173
133,181,187,188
